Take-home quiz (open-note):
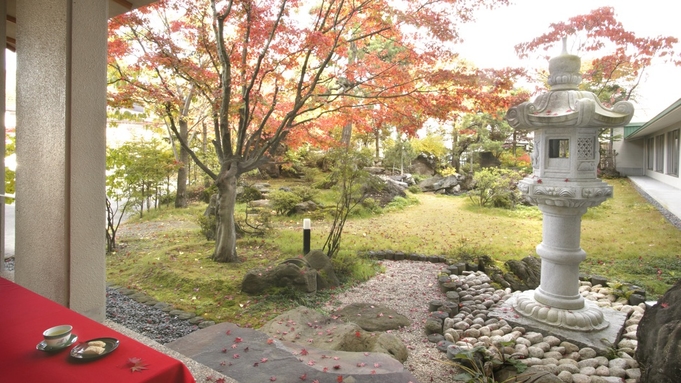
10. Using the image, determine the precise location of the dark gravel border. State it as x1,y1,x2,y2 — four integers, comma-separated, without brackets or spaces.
105,286,201,344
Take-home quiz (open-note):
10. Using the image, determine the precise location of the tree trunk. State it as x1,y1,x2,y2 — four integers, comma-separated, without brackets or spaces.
374,129,380,159
175,119,189,208
452,128,460,172
341,121,353,147
212,170,239,262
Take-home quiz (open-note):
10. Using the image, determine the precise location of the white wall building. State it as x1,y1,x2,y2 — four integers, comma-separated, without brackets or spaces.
614,98,681,189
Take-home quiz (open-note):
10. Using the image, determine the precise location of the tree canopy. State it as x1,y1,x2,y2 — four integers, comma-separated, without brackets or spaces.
107,0,526,262
515,6,681,105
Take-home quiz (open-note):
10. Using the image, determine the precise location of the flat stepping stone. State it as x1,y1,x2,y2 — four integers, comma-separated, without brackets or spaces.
188,316,204,325
129,292,152,303
331,303,410,331
167,322,418,383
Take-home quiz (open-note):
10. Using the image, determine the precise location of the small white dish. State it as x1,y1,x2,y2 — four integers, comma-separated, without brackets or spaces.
43,324,73,347
37,334,78,352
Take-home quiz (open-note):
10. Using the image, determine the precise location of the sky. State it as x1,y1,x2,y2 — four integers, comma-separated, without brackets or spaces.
451,0,681,121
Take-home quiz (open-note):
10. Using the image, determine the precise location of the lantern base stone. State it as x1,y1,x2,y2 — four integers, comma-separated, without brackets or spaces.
489,291,628,355
514,290,609,331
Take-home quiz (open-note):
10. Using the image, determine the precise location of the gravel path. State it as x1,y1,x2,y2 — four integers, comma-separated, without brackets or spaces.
323,260,454,383
100,259,455,382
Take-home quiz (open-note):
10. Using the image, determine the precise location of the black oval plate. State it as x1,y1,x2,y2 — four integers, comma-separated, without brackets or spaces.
69,337,120,360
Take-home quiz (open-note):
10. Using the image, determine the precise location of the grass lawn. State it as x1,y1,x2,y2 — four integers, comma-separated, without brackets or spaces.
106,177,681,328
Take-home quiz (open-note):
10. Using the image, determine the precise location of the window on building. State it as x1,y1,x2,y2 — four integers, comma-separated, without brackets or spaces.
548,139,569,158
668,129,680,177
655,134,665,173
647,137,654,170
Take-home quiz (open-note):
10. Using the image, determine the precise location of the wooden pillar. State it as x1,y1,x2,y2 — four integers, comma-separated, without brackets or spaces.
15,1,108,320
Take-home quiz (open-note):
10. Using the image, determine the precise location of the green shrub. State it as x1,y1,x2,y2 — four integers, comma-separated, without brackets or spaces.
302,167,320,183
330,252,380,283
411,174,426,184
237,185,263,203
360,197,378,211
384,195,419,212
197,214,216,240
407,184,421,194
269,190,302,215
199,184,218,204
468,168,523,209
291,186,319,202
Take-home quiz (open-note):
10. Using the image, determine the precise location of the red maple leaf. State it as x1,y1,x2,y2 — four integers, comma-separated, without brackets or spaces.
299,373,307,381
337,376,344,383
216,379,226,383
128,357,148,373
661,302,669,308
300,348,309,356
234,337,243,343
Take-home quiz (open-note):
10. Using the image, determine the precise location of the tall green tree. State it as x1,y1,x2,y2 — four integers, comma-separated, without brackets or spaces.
106,139,179,219
450,112,513,173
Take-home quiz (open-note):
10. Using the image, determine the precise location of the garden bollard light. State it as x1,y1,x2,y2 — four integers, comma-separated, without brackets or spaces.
303,218,311,255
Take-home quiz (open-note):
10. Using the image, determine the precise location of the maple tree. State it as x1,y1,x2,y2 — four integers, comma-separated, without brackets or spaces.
515,6,681,105
108,3,216,209
109,0,525,262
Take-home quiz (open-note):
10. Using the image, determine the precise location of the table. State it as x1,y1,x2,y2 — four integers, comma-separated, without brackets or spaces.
0,277,195,383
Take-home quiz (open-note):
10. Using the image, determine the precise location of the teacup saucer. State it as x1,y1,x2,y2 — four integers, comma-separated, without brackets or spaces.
37,334,78,352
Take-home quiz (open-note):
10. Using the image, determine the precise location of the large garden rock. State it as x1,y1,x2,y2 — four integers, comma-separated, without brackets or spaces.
364,175,407,207
503,256,541,291
260,306,409,363
241,259,317,295
331,302,410,331
495,366,563,382
292,200,318,215
636,279,681,383
419,174,467,194
409,154,437,175
304,249,340,290
418,175,444,192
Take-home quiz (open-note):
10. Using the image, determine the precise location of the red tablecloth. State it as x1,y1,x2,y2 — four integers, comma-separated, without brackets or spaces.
0,277,195,383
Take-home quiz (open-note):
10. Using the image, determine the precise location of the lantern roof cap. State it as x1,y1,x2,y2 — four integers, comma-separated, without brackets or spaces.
506,38,634,129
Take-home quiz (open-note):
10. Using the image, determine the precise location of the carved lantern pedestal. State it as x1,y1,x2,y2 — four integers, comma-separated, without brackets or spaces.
505,42,634,331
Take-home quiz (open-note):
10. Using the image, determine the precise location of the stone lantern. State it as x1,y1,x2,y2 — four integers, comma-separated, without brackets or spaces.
505,40,634,331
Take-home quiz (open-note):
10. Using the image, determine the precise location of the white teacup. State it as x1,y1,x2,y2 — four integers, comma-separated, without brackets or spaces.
43,325,73,347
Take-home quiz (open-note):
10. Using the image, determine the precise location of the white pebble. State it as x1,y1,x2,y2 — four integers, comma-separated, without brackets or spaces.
579,366,596,375
609,358,629,370
595,365,610,376
571,373,590,383
544,335,561,346
625,368,641,380
557,370,573,383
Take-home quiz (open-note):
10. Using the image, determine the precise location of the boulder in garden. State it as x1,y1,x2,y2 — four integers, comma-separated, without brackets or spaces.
331,302,411,332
